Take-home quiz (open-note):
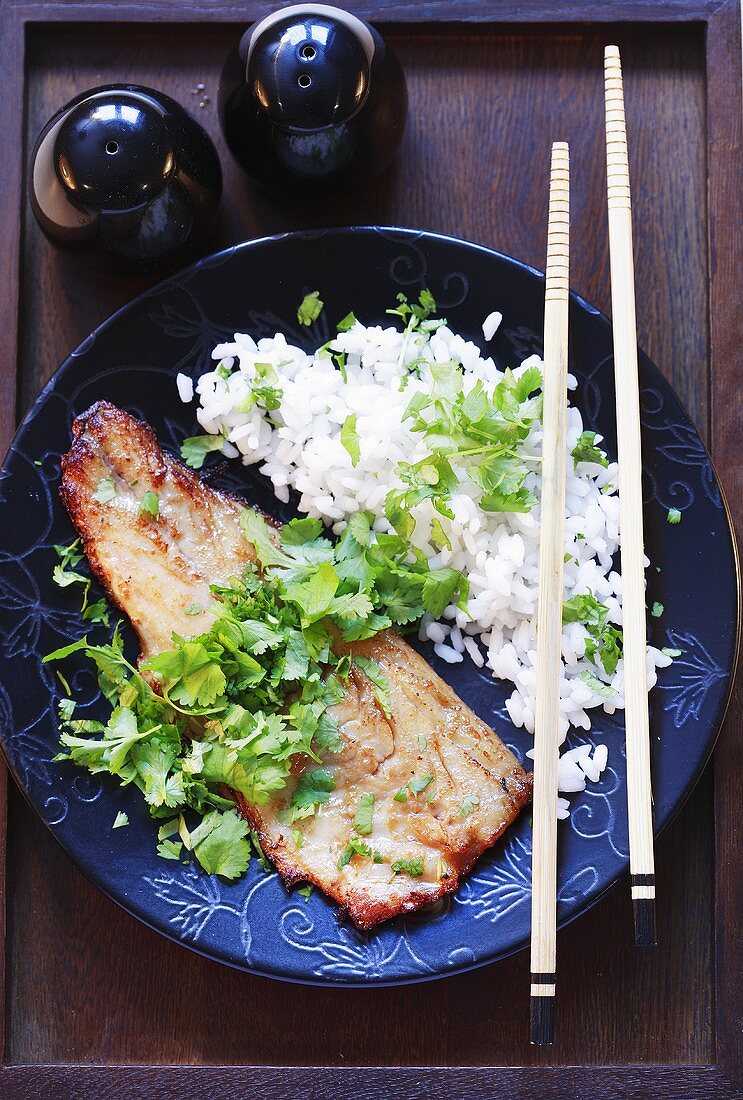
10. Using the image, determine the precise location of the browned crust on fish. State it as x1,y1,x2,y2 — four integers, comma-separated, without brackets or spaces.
234,763,531,930
60,401,532,930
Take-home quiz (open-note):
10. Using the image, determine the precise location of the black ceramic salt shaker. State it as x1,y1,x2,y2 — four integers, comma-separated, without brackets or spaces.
29,85,222,267
219,4,407,196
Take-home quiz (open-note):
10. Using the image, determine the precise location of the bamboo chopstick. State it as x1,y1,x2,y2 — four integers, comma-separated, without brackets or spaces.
530,140,570,1047
604,45,656,948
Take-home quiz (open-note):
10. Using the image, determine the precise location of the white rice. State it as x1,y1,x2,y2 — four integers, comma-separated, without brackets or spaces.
180,313,670,814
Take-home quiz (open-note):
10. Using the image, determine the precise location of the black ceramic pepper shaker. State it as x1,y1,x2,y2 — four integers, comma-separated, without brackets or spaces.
29,85,222,267
219,3,407,197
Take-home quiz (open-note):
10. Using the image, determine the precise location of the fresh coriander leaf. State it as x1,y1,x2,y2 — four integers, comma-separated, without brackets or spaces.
281,517,325,545
429,517,451,550
421,568,464,619
249,828,272,873
418,288,436,314
180,434,224,469
112,811,129,829
297,884,314,901
336,311,357,332
337,834,382,869
667,508,682,524
239,509,290,569
54,540,83,570
191,809,251,879
52,564,88,589
408,775,433,796
82,598,110,626
93,476,116,504
384,491,415,541
157,839,183,861
297,290,323,326
43,636,90,663
145,640,227,707
283,561,339,622
571,431,609,468
392,857,424,877
651,602,664,618
340,413,361,466
353,793,375,836
290,768,335,814
458,793,480,817
353,656,392,718
139,491,159,518
578,670,616,698
157,818,180,841
58,697,76,721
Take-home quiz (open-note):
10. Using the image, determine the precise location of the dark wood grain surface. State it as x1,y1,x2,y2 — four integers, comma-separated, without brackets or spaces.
5,20,723,1072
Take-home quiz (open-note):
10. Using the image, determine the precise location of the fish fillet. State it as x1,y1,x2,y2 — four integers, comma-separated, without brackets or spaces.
61,401,532,928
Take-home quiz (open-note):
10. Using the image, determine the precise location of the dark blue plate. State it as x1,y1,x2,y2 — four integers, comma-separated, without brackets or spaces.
0,227,738,986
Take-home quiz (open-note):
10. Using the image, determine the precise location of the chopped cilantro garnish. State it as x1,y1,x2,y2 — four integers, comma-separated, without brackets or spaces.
292,828,304,848
340,413,360,466
93,476,116,504
297,884,314,901
563,593,623,676
297,290,324,326
458,793,480,817
288,768,335,823
180,434,224,469
667,508,682,524
157,839,182,861
184,604,204,616
336,311,357,332
392,858,424,877
353,792,375,836
386,361,541,541
408,775,433,796
49,463,473,885
139,491,159,518
337,833,383,869
394,789,408,803
112,811,129,829
571,431,609,468
651,602,664,618
353,656,392,718
578,670,615,698
190,810,251,879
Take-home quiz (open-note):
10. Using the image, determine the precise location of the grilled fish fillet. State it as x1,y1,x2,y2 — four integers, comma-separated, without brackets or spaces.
61,401,532,929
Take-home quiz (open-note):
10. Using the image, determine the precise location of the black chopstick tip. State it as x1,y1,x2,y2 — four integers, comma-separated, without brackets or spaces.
633,897,657,947
530,993,555,1046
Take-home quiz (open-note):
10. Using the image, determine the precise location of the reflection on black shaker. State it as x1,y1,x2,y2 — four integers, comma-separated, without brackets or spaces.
219,4,408,196
28,85,222,268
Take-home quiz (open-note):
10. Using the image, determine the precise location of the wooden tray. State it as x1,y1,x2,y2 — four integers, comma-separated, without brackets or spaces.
0,1,740,1096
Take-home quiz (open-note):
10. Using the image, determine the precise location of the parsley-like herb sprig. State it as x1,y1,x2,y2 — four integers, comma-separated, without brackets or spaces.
49,505,468,881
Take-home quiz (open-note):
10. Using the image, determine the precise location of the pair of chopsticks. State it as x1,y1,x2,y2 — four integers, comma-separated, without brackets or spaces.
530,45,655,1048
